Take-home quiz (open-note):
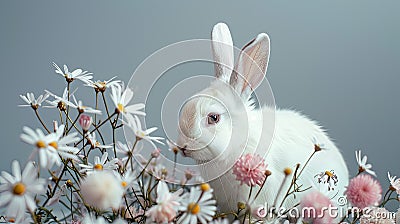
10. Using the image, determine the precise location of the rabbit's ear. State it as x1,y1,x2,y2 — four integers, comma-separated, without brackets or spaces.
211,23,234,83
230,33,270,100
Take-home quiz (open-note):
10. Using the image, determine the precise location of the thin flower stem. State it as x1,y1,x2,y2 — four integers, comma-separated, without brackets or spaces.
297,151,316,179
30,210,39,224
101,91,111,118
94,91,99,125
124,139,139,171
58,109,64,125
272,175,290,210
173,153,177,178
34,109,51,134
124,195,134,220
279,164,301,209
66,82,71,131
66,113,81,134
42,162,67,207
70,187,74,220
252,176,270,204
63,111,83,136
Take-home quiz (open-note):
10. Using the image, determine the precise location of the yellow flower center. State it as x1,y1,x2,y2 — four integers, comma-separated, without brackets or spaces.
117,103,125,113
36,140,47,148
284,168,292,176
137,131,146,138
325,170,333,177
94,164,103,170
187,202,200,215
49,141,58,149
121,181,128,188
200,183,210,192
13,182,26,195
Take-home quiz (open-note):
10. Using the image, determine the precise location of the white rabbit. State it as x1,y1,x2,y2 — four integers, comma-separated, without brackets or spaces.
177,23,349,221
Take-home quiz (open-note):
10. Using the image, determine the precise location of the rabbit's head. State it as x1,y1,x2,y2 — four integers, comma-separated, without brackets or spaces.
177,23,270,162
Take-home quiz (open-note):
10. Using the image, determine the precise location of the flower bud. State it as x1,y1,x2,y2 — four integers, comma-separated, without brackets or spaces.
284,168,292,176
79,114,92,131
151,148,161,158
237,202,246,210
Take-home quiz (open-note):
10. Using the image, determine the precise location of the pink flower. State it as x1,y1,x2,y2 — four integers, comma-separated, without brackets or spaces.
146,181,183,223
232,153,267,186
300,191,334,224
251,205,267,219
345,174,382,209
78,114,92,131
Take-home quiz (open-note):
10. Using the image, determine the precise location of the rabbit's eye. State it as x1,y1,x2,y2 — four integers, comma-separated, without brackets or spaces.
207,113,220,125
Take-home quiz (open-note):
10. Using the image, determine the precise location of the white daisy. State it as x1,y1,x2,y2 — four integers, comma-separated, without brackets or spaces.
20,125,80,168
0,161,46,223
72,96,102,115
86,133,113,150
146,181,183,223
19,92,49,109
178,184,217,224
209,218,235,224
109,83,145,116
114,170,136,191
53,62,93,83
388,172,400,194
79,152,118,174
45,87,76,111
124,115,164,149
84,76,121,92
355,150,376,176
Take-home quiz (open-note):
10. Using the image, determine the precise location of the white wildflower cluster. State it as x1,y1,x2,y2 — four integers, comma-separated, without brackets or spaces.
0,63,220,224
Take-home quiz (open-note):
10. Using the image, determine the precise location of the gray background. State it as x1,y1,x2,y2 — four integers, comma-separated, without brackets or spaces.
1,1,399,210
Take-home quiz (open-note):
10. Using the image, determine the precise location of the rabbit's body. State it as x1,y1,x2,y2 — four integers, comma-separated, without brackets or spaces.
177,23,349,221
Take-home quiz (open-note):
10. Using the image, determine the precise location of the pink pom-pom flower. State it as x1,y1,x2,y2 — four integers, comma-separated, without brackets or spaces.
300,191,334,224
232,153,267,187
345,174,382,209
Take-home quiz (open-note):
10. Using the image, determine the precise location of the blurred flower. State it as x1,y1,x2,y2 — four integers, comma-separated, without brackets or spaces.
79,114,92,131
355,150,376,176
360,207,395,224
79,152,118,174
84,76,121,92
53,62,93,83
146,181,183,223
345,174,382,209
151,148,161,158
45,87,76,111
387,172,400,194
179,185,217,224
232,153,267,187
109,84,145,116
80,171,123,210
0,161,46,223
46,183,66,206
20,125,80,168
19,92,49,109
86,133,113,150
300,190,334,224
124,115,164,148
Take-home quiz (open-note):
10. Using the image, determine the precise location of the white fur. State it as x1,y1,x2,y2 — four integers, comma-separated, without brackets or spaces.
177,23,349,222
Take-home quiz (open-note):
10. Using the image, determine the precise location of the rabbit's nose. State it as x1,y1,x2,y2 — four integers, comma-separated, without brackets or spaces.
179,145,188,157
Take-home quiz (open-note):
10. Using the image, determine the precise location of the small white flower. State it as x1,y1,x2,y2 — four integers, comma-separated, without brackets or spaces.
86,133,113,149
124,115,164,149
388,172,400,194
80,171,124,210
115,170,136,191
314,170,338,191
209,218,236,224
178,185,217,224
79,152,118,174
146,181,183,223
45,87,76,111
84,76,121,92
109,84,145,116
53,62,93,83
19,92,49,109
355,150,376,176
0,161,46,223
72,96,102,115
20,125,80,168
